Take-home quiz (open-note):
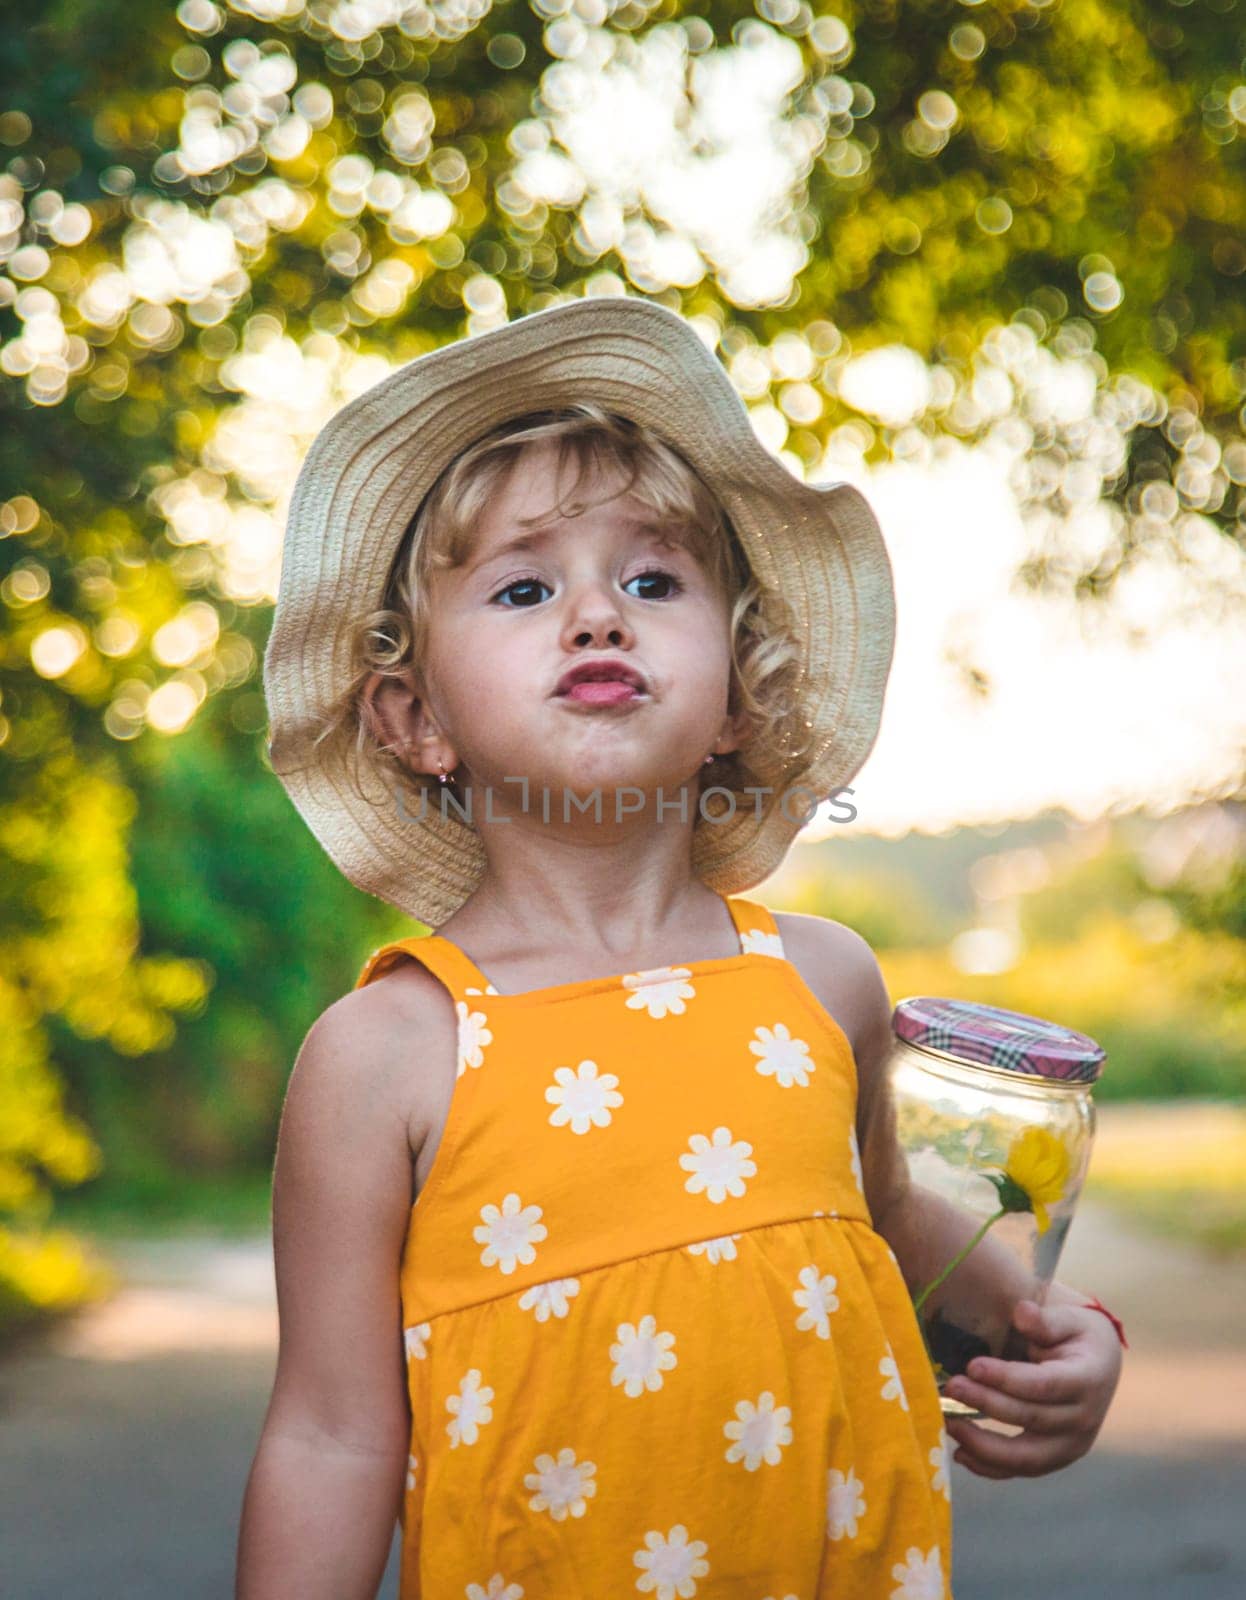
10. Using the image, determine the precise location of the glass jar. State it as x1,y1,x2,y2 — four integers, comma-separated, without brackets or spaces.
886,996,1106,1417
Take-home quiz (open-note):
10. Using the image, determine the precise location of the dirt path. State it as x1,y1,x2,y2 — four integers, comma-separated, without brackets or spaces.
945,1192,1244,1598
1,1165,1242,1597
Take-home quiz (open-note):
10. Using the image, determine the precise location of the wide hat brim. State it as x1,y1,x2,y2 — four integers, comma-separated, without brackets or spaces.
263,294,896,928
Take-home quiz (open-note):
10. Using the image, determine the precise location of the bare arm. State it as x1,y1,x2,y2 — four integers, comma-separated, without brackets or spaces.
235,980,422,1600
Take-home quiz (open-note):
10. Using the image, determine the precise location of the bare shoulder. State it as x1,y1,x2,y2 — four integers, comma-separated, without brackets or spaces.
330,954,457,1065
276,967,443,1225
772,909,892,1061
330,956,460,1160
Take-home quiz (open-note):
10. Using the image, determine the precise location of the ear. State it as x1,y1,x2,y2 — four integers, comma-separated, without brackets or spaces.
359,667,457,778
712,705,752,760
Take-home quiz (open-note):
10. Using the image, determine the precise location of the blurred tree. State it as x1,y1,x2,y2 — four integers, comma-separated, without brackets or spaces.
1,0,1244,1310
101,688,404,1179
768,855,952,948
1016,835,1152,944
1160,850,1246,944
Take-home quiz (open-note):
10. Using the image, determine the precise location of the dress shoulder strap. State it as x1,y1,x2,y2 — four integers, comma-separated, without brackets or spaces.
355,934,498,1000
727,894,787,957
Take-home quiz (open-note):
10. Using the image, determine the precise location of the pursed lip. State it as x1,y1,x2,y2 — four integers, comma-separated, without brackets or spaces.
554,658,649,696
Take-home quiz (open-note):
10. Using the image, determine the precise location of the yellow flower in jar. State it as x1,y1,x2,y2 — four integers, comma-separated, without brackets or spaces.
993,1126,1072,1234
911,1125,1075,1351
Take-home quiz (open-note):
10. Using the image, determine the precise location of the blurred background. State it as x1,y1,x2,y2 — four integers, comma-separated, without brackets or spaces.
0,0,1243,1595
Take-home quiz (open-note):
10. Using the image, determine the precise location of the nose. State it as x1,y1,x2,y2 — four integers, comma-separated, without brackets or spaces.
560,574,634,651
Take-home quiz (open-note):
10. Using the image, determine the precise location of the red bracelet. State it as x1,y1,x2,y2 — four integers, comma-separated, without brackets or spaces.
1082,1295,1129,1349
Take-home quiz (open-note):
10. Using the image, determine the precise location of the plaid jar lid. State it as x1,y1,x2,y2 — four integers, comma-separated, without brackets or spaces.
891,996,1106,1084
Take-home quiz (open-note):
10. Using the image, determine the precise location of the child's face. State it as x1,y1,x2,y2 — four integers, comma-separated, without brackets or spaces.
410,443,745,807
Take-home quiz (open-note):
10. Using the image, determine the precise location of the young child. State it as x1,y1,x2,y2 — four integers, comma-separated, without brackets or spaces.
241,298,1125,1599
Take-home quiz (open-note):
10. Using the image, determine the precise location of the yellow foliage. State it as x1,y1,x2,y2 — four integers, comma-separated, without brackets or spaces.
6,761,211,1055
0,973,104,1207
879,914,1246,1045
1089,1106,1246,1196
0,755,214,1333
873,259,939,352
0,1224,117,1313
137,953,213,1013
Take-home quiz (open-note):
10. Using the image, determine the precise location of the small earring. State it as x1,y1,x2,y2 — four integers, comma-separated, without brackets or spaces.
703,753,715,765
437,759,448,786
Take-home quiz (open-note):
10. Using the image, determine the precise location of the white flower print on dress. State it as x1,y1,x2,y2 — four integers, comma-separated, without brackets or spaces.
524,1447,597,1520
406,1452,418,1492
680,1127,756,1203
879,1344,910,1412
793,1265,840,1340
457,1000,493,1078
474,1192,547,1275
889,1545,945,1599
685,1234,740,1263
517,1277,580,1322
740,927,784,959
610,1315,678,1396
633,1525,710,1597
723,1391,793,1470
545,1060,623,1134
464,984,501,997
622,966,696,1019
826,1465,866,1540
930,1426,952,1500
848,1124,865,1197
750,1022,815,1088
446,1368,494,1447
466,1577,523,1600
403,1322,430,1361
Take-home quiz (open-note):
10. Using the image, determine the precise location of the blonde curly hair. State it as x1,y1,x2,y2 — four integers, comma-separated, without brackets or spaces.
315,403,812,819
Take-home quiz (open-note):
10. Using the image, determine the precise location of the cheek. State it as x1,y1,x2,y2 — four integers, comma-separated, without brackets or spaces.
670,611,734,700
428,614,544,705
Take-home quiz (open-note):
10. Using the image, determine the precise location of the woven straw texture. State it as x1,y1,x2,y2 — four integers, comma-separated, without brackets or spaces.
262,295,897,927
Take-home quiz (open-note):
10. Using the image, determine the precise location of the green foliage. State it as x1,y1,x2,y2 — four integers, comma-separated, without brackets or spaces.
0,744,209,1318
1082,1017,1245,1100
1016,838,1152,944
24,678,411,1220
1160,856,1246,943
773,855,952,949
119,685,408,1174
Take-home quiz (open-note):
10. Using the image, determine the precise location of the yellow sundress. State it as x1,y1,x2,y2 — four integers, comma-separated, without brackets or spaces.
356,892,954,1599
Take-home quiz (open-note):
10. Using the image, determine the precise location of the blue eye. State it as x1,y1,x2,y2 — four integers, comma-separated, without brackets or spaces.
492,569,685,607
626,568,685,600
493,577,550,607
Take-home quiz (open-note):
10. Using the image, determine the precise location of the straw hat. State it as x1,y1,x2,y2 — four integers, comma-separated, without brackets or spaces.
263,294,896,927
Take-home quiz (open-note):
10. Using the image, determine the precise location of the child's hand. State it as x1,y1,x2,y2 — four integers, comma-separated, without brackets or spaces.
940,1297,1123,1479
